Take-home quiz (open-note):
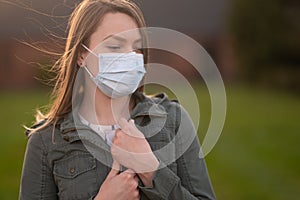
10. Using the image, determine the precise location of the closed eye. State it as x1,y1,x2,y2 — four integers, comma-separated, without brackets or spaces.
106,45,121,50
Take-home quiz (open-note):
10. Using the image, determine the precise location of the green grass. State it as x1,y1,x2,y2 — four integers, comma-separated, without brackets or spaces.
206,86,300,200
0,86,299,199
0,90,50,200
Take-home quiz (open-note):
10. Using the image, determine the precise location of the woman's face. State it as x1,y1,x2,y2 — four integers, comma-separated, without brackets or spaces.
80,12,142,76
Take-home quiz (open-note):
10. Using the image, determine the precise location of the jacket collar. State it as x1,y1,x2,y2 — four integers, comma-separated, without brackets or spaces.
130,93,168,118
59,92,168,144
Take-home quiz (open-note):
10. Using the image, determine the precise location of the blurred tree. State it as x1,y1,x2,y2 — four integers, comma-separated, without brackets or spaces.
231,0,300,90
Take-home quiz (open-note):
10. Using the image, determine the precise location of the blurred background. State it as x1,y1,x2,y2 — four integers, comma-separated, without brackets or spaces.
0,0,299,199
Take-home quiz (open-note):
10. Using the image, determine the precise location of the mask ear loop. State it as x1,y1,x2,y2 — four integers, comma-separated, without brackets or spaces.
81,43,98,57
80,44,97,79
82,65,94,79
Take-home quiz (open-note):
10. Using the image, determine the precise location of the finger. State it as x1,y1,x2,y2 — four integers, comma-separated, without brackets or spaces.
123,168,136,175
118,118,132,133
129,119,135,126
107,160,120,178
133,176,140,188
134,175,139,182
133,190,140,200
112,129,122,145
119,168,136,180
118,118,143,138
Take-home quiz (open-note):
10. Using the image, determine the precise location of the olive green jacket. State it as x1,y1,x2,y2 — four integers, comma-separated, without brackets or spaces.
19,93,216,200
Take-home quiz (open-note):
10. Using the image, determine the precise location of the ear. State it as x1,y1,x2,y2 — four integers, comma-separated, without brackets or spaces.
77,53,85,67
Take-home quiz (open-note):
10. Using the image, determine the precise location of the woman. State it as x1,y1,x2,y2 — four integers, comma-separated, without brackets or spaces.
19,0,216,199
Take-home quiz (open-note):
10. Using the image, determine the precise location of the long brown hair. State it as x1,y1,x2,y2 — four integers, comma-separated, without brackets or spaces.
28,0,148,136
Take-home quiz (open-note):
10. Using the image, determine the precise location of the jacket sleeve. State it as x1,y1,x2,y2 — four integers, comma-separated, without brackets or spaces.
139,105,216,200
19,131,58,200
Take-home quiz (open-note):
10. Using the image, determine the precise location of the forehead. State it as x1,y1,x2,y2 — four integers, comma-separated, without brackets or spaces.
89,12,141,49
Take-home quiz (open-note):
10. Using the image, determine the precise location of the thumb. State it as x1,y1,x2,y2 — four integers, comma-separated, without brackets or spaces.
107,160,120,178
129,119,135,126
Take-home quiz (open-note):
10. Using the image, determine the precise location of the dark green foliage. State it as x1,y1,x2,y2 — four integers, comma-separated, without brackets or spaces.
231,0,300,88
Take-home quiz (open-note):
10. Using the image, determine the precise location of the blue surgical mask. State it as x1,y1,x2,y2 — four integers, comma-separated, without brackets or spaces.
81,44,146,98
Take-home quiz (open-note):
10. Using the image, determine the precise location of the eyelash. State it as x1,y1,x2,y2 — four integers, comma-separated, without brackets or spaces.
107,45,121,50
106,45,143,53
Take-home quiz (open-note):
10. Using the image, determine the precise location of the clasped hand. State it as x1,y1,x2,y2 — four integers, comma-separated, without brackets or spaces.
111,118,159,174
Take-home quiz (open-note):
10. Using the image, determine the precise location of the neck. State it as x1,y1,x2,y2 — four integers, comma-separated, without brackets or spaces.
79,90,131,125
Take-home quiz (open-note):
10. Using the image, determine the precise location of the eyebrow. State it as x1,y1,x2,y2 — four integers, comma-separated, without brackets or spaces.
103,34,142,43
